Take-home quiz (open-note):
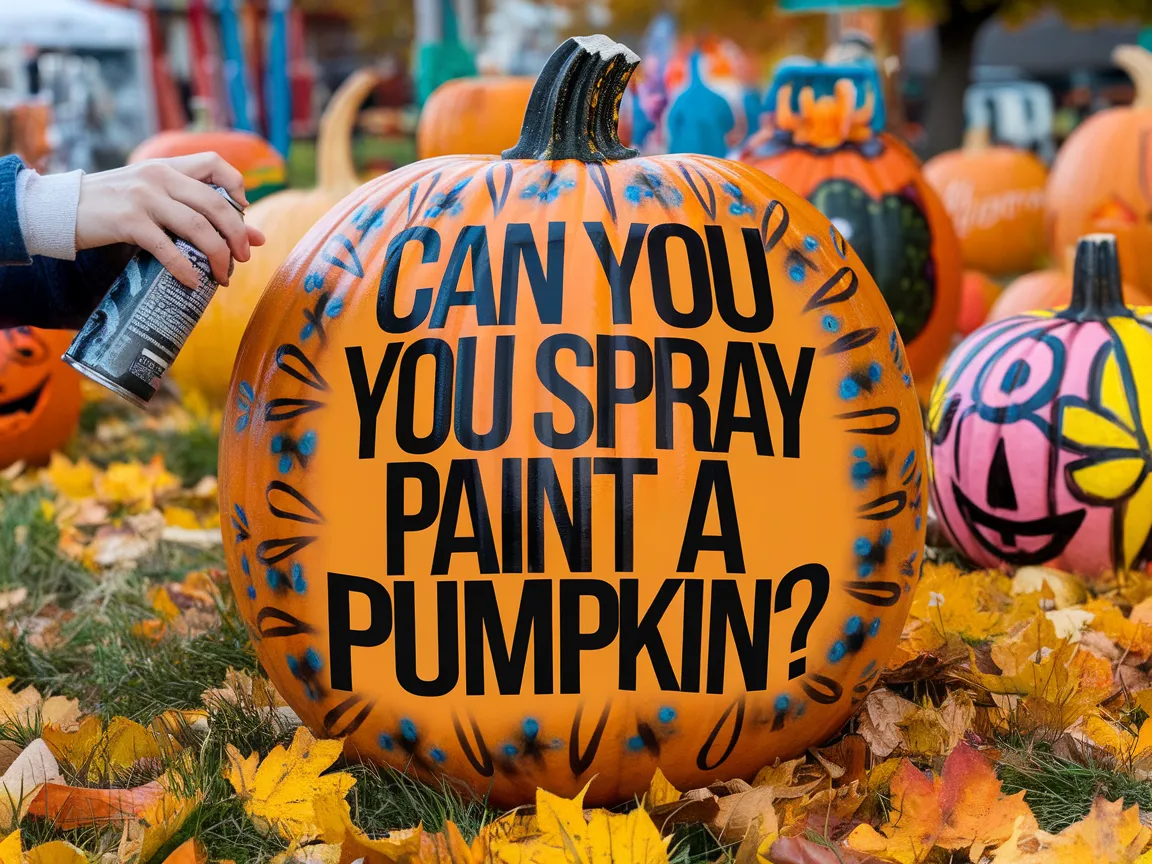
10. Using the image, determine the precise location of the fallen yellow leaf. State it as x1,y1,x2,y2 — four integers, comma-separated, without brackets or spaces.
118,787,202,863
44,454,96,499
0,832,19,864
0,678,80,729
992,797,1151,863
1082,598,1152,659
647,768,681,807
224,726,354,842
162,506,201,530
25,840,87,864
43,715,174,782
96,457,179,512
909,562,1015,641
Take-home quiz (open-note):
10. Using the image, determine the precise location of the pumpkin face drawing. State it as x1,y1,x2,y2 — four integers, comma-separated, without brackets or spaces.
220,36,926,806
0,327,81,467
738,70,962,388
929,234,1152,578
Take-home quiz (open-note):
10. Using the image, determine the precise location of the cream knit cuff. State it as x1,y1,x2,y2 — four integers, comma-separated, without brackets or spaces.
15,166,84,260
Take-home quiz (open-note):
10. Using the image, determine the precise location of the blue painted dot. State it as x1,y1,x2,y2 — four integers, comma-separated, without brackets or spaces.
852,446,866,459
880,529,893,545
840,378,860,400
788,264,806,282
287,655,299,674
774,694,791,712
845,615,862,635
1000,359,1031,393
822,314,841,333
271,435,285,453
626,736,645,752
502,743,519,757
868,362,882,382
658,706,676,724
902,373,912,387
241,555,250,577
853,537,872,556
862,660,877,677
852,461,872,481
378,733,394,751
523,717,539,738
246,586,256,600
804,235,819,251
430,747,447,763
858,562,875,578
796,702,807,718
266,570,279,589
400,718,418,742
868,617,881,637
305,647,322,671
915,515,922,531
828,641,847,662
299,430,317,456
279,454,293,474
292,563,307,593
889,331,898,349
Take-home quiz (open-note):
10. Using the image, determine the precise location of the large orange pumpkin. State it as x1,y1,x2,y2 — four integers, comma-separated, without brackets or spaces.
0,327,81,468
988,266,1149,323
170,70,380,404
416,77,536,158
129,130,286,203
219,36,925,807
923,128,1047,276
737,72,962,389
1047,45,1152,296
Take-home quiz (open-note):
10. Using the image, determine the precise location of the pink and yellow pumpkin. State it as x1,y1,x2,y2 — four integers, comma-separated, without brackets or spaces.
928,234,1152,577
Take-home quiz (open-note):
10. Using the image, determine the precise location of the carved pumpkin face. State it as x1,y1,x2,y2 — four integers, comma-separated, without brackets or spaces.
1046,46,1152,297
0,327,81,467
738,73,961,389
930,235,1152,578
220,36,925,807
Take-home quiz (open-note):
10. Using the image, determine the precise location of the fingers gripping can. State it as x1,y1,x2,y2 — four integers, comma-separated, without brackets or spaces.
63,184,243,408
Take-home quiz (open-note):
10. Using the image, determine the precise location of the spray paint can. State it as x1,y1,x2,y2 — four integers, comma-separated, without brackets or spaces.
63,184,243,409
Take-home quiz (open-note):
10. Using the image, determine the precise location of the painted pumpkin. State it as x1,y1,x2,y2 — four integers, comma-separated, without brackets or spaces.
0,327,81,468
923,128,1047,276
220,35,925,807
957,270,1001,336
737,66,962,389
1047,46,1152,297
929,234,1152,578
417,77,536,159
988,266,1148,323
170,70,380,404
129,130,286,203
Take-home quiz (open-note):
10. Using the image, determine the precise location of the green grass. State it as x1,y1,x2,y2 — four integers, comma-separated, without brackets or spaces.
0,488,93,604
998,737,1152,832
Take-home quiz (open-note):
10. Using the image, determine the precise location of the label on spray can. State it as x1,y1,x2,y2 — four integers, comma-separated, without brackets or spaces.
63,184,243,409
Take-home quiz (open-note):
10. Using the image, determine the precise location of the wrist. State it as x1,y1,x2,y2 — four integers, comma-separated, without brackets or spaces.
17,167,84,260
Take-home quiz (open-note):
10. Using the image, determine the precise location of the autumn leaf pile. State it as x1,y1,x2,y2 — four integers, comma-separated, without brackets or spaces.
3,396,1152,862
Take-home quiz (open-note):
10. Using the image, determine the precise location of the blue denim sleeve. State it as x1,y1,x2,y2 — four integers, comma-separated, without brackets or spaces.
0,154,134,330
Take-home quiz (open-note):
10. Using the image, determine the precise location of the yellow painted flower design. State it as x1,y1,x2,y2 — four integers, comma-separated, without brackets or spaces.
1060,318,1152,567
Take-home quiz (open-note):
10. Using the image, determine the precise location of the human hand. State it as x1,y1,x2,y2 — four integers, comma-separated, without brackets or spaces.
74,152,267,288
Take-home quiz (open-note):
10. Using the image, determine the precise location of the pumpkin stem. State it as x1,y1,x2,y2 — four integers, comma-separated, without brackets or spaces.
962,126,991,151
1060,233,1132,321
316,68,380,191
502,35,639,162
1114,45,1152,110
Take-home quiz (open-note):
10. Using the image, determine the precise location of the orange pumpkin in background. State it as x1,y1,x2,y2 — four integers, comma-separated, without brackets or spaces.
220,36,925,807
1047,45,1152,296
957,270,1002,336
987,266,1149,323
129,130,286,203
417,77,536,158
0,328,81,468
170,70,380,404
923,128,1047,276
737,69,962,390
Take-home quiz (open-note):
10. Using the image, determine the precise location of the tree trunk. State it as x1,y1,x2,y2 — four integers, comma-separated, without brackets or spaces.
923,3,997,158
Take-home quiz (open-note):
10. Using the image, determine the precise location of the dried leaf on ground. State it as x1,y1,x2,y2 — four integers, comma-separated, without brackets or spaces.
992,797,1151,863
24,840,87,864
43,715,174,782
117,786,202,863
95,457,179,512
0,678,80,729
225,726,354,842
646,767,681,808
0,831,17,864
909,562,1017,641
845,743,1035,863
0,739,61,830
160,838,207,864
26,780,164,828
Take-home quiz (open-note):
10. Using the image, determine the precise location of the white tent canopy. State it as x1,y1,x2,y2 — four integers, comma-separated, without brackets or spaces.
0,0,147,51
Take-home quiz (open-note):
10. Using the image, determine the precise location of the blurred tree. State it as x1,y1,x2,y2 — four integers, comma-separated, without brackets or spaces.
911,0,1152,157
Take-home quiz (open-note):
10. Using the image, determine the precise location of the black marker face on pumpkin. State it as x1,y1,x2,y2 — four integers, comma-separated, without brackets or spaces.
808,179,936,344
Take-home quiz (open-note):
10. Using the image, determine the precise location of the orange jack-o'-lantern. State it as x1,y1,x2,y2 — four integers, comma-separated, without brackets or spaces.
0,327,81,467
220,36,925,807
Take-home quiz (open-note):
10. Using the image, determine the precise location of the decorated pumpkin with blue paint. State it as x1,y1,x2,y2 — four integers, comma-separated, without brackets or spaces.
929,234,1152,579
738,63,962,393
220,35,926,806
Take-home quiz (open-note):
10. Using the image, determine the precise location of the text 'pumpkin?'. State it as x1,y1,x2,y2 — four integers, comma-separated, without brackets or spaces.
219,35,926,806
